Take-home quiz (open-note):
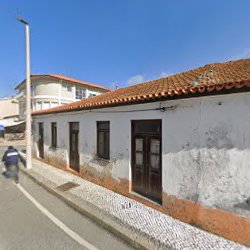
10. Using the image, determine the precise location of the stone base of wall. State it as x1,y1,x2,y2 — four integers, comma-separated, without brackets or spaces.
35,155,164,213
34,156,250,246
46,153,67,170
79,163,165,212
163,193,250,246
80,164,130,196
33,154,68,172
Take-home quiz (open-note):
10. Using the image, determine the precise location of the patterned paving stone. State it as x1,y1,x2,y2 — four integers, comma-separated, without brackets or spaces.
22,158,249,250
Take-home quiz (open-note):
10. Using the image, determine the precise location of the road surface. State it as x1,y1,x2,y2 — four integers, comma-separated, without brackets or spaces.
0,145,134,250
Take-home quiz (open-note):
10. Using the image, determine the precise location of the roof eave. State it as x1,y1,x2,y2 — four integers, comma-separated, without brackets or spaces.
32,84,250,117
15,74,112,92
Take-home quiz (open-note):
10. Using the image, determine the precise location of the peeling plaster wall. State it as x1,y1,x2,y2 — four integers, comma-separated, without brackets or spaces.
162,93,250,216
32,92,250,218
198,97,250,213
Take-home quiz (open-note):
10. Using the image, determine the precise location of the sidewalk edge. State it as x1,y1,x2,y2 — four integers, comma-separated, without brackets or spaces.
19,165,172,250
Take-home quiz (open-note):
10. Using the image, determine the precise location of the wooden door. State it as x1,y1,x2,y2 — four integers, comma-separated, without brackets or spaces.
132,120,162,204
38,123,44,158
132,136,147,197
69,122,79,172
147,136,162,203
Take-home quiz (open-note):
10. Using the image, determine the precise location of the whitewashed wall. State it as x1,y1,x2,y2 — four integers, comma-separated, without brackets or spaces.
32,92,250,217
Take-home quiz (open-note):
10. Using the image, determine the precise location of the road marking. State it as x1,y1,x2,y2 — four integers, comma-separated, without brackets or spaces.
16,183,99,250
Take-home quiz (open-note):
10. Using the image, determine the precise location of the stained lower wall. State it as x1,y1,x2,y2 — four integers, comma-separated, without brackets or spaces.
32,92,250,245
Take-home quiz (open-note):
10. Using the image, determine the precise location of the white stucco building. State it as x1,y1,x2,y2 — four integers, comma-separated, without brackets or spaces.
15,74,111,119
0,97,24,132
32,58,250,245
0,97,19,119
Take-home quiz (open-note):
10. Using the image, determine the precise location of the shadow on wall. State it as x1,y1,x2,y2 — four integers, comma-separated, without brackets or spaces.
235,198,250,211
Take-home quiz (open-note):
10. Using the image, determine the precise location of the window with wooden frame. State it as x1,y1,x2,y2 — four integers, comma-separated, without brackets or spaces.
97,121,110,160
51,122,57,148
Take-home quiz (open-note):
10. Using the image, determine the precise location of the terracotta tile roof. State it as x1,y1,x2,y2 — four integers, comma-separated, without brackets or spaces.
33,58,250,116
46,74,111,91
16,74,111,92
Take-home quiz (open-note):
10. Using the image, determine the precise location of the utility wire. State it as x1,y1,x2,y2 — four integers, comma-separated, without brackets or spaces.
68,105,176,114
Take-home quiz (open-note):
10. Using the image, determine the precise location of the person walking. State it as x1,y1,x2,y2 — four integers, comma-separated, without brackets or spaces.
2,146,22,183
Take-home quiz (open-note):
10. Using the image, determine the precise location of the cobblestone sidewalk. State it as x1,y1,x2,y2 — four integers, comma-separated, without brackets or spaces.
20,157,249,250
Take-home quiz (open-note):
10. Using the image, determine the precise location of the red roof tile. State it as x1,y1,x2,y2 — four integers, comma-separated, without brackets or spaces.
16,74,111,92
33,58,250,116
46,74,111,91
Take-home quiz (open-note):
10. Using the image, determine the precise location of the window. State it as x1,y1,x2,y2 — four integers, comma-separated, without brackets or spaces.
51,122,57,148
89,93,97,98
62,83,72,92
50,102,58,108
43,102,50,110
97,121,110,159
75,87,86,100
37,102,42,110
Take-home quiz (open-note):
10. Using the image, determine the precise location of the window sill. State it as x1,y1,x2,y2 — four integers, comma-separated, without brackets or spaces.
49,146,57,151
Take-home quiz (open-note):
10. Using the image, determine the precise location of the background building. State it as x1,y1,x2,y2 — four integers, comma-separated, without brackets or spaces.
15,74,111,119
0,97,24,133
0,97,19,120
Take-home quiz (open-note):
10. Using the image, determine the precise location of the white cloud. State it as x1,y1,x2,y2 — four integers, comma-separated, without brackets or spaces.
124,71,173,88
231,48,250,60
158,72,172,78
127,74,144,85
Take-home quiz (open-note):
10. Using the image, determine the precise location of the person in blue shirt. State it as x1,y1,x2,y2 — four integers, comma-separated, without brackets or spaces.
2,146,22,183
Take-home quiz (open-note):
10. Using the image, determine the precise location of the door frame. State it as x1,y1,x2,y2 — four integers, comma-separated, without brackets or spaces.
131,119,162,204
38,122,44,159
69,122,80,172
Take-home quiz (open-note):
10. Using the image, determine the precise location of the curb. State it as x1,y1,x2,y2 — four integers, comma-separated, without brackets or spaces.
19,156,172,250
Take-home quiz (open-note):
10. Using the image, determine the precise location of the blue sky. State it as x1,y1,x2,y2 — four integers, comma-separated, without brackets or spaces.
1,0,250,98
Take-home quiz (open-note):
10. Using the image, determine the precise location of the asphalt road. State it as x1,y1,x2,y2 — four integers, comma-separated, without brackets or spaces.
0,145,134,250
